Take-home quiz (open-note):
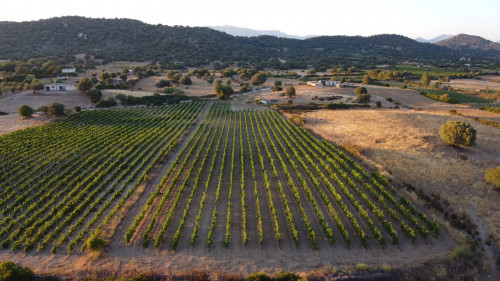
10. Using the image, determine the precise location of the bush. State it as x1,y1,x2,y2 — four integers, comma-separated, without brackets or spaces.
275,272,300,281
0,112,8,115
356,93,371,103
155,79,171,88
448,109,457,115
326,102,350,109
74,106,81,112
179,75,192,85
386,97,393,102
47,103,65,116
0,261,34,281
85,236,108,251
95,97,117,108
485,166,500,189
355,87,367,95
287,99,293,104
39,105,48,113
18,105,33,119
86,89,102,103
439,121,476,147
376,101,382,108
247,273,272,281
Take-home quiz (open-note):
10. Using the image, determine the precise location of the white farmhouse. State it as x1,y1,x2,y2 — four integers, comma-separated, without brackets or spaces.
61,67,76,73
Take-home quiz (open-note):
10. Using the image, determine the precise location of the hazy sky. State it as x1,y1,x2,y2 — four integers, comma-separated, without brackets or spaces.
2,0,499,41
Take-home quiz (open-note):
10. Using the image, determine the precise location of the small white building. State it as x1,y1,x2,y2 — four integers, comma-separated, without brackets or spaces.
44,83,77,91
308,80,341,87
307,81,324,87
61,67,76,73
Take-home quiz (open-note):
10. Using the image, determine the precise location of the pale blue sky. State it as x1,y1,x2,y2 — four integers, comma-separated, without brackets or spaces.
2,0,499,41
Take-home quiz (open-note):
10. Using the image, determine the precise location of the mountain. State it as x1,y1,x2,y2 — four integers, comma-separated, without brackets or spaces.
208,25,314,39
436,34,500,51
0,16,468,67
415,34,453,43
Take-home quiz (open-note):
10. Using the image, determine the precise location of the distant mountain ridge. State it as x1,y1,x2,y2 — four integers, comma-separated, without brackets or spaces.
208,25,315,39
436,34,500,51
415,34,454,43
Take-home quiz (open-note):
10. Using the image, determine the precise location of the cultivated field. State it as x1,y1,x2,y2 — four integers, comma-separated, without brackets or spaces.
0,101,455,277
0,91,91,114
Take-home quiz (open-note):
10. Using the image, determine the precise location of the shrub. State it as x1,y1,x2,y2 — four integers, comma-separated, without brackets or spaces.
343,143,364,157
355,87,367,95
272,86,283,92
386,97,393,102
0,112,8,115
275,272,300,281
290,115,305,126
39,105,48,113
74,106,81,112
376,101,382,108
85,236,108,252
96,97,117,108
439,121,476,147
485,167,500,189
0,261,34,281
18,105,33,119
326,102,350,109
179,75,192,85
448,109,457,115
356,93,371,103
287,99,293,104
247,273,272,281
47,103,65,116
155,79,171,88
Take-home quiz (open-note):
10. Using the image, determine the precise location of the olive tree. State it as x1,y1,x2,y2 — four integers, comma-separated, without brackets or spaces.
439,121,476,147
18,105,34,119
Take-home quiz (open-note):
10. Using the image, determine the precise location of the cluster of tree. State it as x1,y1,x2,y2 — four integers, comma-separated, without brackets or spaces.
95,97,117,108
39,102,65,116
214,80,234,99
363,69,411,82
115,93,189,106
166,70,192,85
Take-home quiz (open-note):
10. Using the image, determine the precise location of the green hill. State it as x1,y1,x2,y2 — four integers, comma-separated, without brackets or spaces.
0,16,478,67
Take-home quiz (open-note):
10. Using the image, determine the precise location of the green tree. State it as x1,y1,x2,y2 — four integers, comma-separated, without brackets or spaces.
362,74,372,84
99,72,111,82
214,80,234,99
274,80,283,87
439,121,476,147
179,75,192,85
29,79,44,93
355,87,368,95
18,105,33,119
356,93,371,103
76,78,93,92
251,72,267,85
285,86,296,98
0,261,33,281
239,83,251,93
86,89,102,103
421,72,430,86
47,102,65,116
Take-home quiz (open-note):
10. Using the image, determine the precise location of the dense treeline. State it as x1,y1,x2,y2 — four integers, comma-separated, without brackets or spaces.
0,16,482,68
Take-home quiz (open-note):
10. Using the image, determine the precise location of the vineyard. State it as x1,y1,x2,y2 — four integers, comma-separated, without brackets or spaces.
125,102,441,251
0,101,443,256
0,102,205,254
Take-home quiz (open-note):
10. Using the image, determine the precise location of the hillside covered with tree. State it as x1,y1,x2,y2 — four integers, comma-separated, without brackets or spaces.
0,16,497,68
